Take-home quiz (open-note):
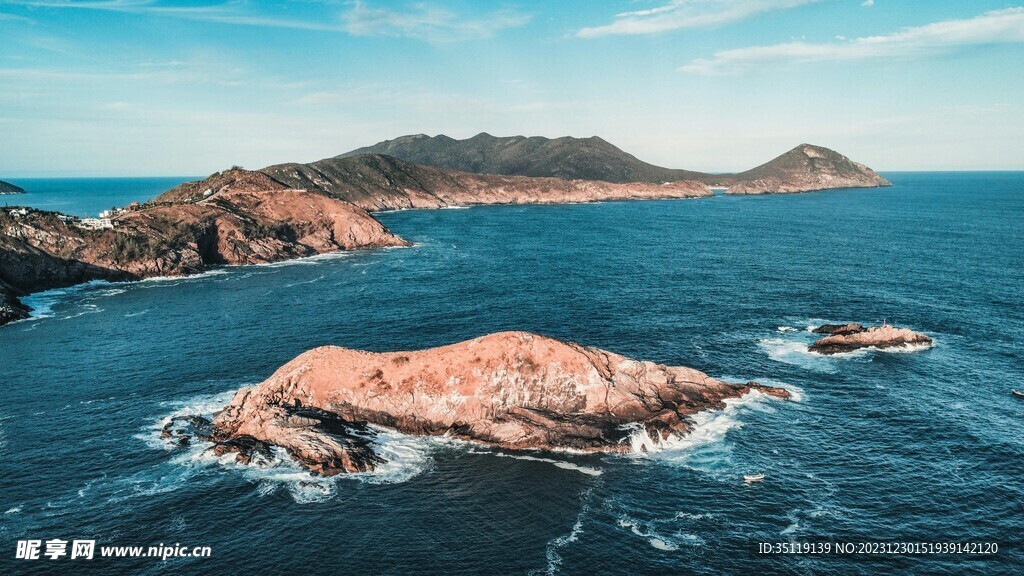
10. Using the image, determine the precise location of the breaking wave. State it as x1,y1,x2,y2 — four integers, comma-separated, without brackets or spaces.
622,390,783,458
139,390,437,503
487,452,602,477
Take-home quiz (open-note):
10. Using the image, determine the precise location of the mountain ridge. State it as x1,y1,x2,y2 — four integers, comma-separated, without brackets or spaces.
340,133,890,193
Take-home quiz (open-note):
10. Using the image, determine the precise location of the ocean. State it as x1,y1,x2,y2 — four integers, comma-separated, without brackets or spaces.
0,177,197,217
0,172,1022,575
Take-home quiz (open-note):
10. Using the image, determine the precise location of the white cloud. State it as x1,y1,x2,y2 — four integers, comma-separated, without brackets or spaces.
342,1,531,42
861,0,874,6
577,0,822,38
4,0,531,42
680,7,1024,74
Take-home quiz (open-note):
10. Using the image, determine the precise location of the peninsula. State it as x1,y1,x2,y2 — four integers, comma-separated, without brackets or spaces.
0,135,891,326
0,172,408,324
163,332,790,475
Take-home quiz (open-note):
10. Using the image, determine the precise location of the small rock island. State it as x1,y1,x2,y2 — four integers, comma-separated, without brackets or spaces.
165,332,789,475
809,323,932,354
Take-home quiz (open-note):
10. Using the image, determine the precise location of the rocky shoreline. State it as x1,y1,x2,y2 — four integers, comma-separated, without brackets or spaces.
163,332,789,475
0,172,409,325
0,138,892,327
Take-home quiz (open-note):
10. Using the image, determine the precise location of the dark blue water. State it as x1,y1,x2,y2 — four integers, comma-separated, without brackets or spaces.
1,178,196,217
1,173,1022,575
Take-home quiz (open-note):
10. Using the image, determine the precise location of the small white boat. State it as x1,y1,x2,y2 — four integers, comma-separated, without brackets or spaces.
743,474,765,483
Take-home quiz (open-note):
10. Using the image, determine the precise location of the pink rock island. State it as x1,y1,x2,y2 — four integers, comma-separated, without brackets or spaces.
809,323,933,354
165,332,790,475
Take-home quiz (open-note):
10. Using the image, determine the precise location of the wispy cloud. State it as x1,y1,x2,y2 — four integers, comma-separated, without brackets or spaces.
680,7,1024,74
342,1,531,42
4,0,531,41
0,10,34,21
577,0,822,38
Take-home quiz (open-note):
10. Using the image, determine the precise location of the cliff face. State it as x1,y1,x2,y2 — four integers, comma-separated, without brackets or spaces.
339,134,890,194
0,180,25,194
204,331,789,475
0,280,30,324
724,144,891,194
0,172,408,325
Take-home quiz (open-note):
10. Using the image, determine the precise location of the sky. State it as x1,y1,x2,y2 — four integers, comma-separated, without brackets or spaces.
1,0,1023,176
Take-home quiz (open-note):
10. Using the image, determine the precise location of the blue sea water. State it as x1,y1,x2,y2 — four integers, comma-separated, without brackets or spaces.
0,177,196,217
0,173,1022,575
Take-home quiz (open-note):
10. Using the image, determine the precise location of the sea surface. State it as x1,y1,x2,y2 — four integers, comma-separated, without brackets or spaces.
1,177,196,217
1,173,1022,575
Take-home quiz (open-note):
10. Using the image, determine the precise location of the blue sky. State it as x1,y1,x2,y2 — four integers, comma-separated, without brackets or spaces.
1,0,1022,176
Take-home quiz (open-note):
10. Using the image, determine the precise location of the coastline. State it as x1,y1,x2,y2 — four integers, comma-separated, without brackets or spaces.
0,185,892,327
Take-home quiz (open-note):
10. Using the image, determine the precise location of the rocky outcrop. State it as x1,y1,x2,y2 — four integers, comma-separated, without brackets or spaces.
202,332,789,475
724,145,891,194
0,180,25,194
0,175,409,326
812,323,864,336
0,280,30,324
809,324,932,354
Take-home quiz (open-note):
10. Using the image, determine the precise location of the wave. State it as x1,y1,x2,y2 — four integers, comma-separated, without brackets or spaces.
487,452,602,477
616,514,704,551
533,485,596,576
622,389,781,457
138,390,436,502
758,338,853,373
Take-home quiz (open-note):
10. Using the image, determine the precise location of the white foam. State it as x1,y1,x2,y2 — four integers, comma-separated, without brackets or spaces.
674,512,716,521
139,390,435,501
346,427,435,485
4,506,21,515
538,486,593,576
872,341,934,354
616,515,688,551
777,326,798,333
488,452,602,476
622,390,778,457
758,338,850,373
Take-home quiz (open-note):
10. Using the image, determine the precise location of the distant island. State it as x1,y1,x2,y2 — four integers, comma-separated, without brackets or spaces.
0,180,25,195
0,135,891,326
341,134,891,194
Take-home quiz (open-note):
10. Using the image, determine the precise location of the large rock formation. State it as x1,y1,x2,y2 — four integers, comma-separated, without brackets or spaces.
0,174,408,325
338,134,890,194
0,179,25,194
809,324,932,354
200,332,789,475
160,154,712,212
